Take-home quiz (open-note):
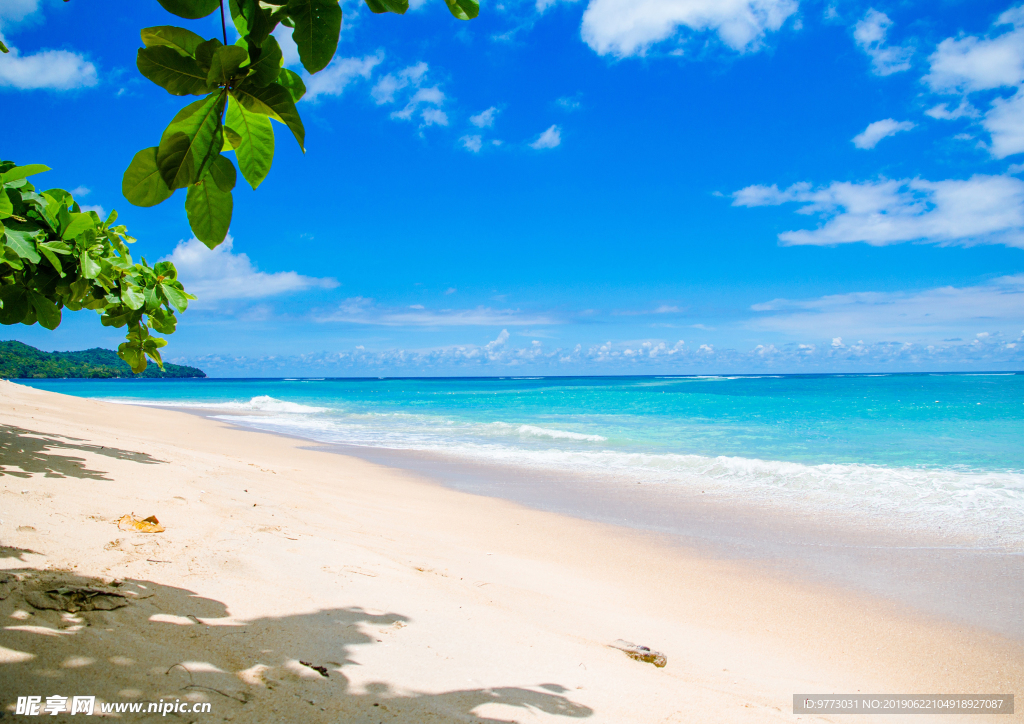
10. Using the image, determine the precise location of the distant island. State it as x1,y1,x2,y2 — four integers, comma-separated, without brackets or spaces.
0,341,206,379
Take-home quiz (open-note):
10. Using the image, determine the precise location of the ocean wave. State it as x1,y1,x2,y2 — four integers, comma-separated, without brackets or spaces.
513,424,607,442
110,395,326,414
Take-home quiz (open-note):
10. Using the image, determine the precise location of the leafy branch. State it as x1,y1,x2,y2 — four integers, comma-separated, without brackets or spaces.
125,0,479,249
0,162,194,373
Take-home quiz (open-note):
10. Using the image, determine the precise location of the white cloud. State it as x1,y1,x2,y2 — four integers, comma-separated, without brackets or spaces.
372,64,449,128
461,134,483,152
70,186,90,197
371,62,428,104
317,297,559,326
162,237,338,305
852,118,915,149
0,0,40,24
924,7,1024,93
271,26,301,68
0,44,97,90
853,9,913,76
750,275,1024,341
924,99,979,120
470,106,498,127
732,174,1024,248
303,53,382,102
580,0,798,58
984,87,1024,158
557,95,582,110
79,204,105,219
530,125,562,149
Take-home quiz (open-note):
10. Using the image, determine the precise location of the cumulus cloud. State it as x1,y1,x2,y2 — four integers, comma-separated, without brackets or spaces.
924,6,1024,93
852,118,915,149
750,275,1024,341
303,53,382,102
0,43,97,90
853,9,913,76
732,174,1024,248
984,87,1024,158
162,237,338,305
461,134,483,152
924,99,979,120
470,106,498,127
317,298,559,326
580,0,798,58
371,62,427,104
372,63,449,127
530,125,562,149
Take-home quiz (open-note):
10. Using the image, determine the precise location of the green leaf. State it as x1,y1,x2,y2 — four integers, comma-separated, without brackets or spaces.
247,35,283,87
61,212,95,240
155,0,220,20
38,240,71,276
185,177,233,248
118,341,145,373
161,282,190,313
194,38,224,73
122,284,145,310
226,96,274,189
149,307,178,333
157,91,227,189
207,45,249,86
237,0,274,48
0,286,29,325
137,46,212,96
28,291,61,330
3,224,42,263
209,154,237,192
0,39,8,54
0,164,50,184
364,0,408,14
277,68,306,102
286,0,341,74
444,0,478,20
140,25,206,56
80,250,102,279
222,126,243,151
232,80,304,151
123,147,175,207
0,189,12,218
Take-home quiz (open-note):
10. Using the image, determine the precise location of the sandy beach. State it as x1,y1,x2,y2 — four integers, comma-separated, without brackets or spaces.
0,379,1021,722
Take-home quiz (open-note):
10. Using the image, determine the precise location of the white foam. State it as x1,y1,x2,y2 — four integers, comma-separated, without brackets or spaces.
514,424,607,442
109,396,326,414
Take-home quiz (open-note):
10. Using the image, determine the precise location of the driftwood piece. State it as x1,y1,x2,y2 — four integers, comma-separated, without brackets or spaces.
609,639,667,668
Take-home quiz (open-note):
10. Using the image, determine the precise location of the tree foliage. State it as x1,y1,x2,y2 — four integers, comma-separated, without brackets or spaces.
0,162,194,373
0,340,206,379
126,0,479,249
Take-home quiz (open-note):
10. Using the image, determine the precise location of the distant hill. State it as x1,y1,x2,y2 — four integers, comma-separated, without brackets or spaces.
0,341,206,379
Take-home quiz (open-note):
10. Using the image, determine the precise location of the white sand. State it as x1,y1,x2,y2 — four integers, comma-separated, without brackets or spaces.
1,379,1020,722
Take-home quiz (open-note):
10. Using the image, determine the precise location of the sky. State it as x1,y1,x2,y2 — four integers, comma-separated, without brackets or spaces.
2,0,1023,376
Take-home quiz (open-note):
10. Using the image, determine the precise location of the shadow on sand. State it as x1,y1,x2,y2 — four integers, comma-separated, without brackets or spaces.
0,569,594,723
0,425,165,481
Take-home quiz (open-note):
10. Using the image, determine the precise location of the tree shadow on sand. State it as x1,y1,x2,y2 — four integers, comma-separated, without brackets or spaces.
0,425,165,480
0,569,594,723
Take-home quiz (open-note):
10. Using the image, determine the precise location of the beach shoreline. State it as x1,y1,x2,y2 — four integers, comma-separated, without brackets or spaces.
1,380,1021,722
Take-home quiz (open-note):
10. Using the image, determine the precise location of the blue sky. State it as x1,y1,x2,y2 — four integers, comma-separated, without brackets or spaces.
2,0,1023,375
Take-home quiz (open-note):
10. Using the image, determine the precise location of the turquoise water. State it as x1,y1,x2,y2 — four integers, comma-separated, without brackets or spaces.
17,373,1024,547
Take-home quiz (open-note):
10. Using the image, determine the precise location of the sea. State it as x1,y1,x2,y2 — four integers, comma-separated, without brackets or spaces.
20,372,1024,547
16,372,1024,636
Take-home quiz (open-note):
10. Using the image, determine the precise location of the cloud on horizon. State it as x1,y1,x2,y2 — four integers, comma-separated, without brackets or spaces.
316,298,561,327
